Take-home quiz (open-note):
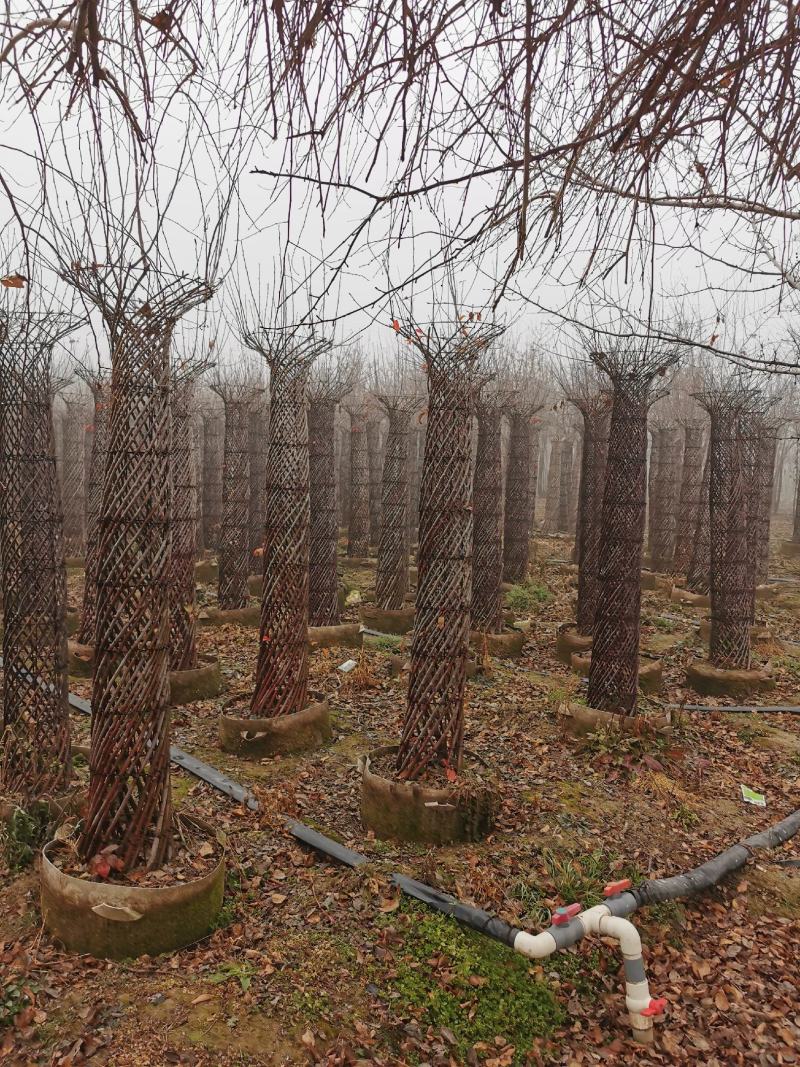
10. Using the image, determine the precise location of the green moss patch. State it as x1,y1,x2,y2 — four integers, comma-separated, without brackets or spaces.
504,580,552,615
391,905,563,1062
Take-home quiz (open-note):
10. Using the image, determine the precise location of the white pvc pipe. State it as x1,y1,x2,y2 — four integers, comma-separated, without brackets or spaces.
512,902,663,1043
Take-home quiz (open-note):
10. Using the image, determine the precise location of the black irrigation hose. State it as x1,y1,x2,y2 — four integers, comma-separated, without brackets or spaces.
284,808,800,941
670,704,800,715
630,806,800,907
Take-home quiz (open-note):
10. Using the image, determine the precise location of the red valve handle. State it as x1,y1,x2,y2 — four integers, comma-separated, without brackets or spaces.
641,998,668,1018
552,903,582,926
603,879,633,897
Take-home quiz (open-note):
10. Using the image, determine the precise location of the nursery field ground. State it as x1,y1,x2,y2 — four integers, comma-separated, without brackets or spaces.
2,525,800,1066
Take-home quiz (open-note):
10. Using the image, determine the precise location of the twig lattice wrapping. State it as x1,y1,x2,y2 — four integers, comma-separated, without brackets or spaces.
374,395,418,611
396,318,502,778
216,397,251,610
1,314,75,800
76,374,110,644
471,391,506,633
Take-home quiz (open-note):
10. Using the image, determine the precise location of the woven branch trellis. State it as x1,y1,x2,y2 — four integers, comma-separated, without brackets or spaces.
169,375,201,671
0,312,76,801
396,317,503,779
75,372,110,644
650,425,680,572
367,415,383,548
201,402,223,550
308,398,341,626
543,437,563,535
408,423,424,549
471,384,512,633
245,327,330,718
193,410,205,551
673,423,705,575
374,393,419,611
528,423,541,535
568,395,611,636
346,396,371,557
59,394,88,558
308,356,358,627
793,446,800,543
557,438,574,534
212,389,252,611
685,442,712,594
502,384,544,583
586,342,680,715
248,397,269,571
646,428,662,562
69,273,214,871
755,430,777,585
697,384,762,671
338,422,350,527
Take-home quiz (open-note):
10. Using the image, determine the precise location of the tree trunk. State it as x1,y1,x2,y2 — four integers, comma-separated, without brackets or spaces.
248,400,269,572
471,402,504,632
707,406,752,670
543,437,562,534
650,426,679,572
79,319,175,871
375,402,414,611
308,398,341,626
557,438,573,534
673,424,704,575
396,357,475,778
201,407,223,550
367,417,383,548
217,399,250,610
575,406,610,635
169,379,199,671
1,339,71,801
77,380,110,644
347,403,370,557
587,381,649,715
251,362,312,717
60,399,87,558
502,413,532,582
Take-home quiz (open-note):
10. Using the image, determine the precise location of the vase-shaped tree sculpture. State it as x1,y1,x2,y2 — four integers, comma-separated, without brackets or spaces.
471,378,514,634
502,370,544,582
558,364,612,642
169,369,204,672
75,369,110,644
396,316,503,779
346,393,371,558
674,420,706,575
0,308,79,803
248,395,269,571
211,370,257,612
67,270,214,871
59,392,88,560
360,314,503,845
200,398,224,551
219,322,332,758
684,379,772,695
307,353,358,627
372,375,420,614
586,338,681,716
71,264,213,866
